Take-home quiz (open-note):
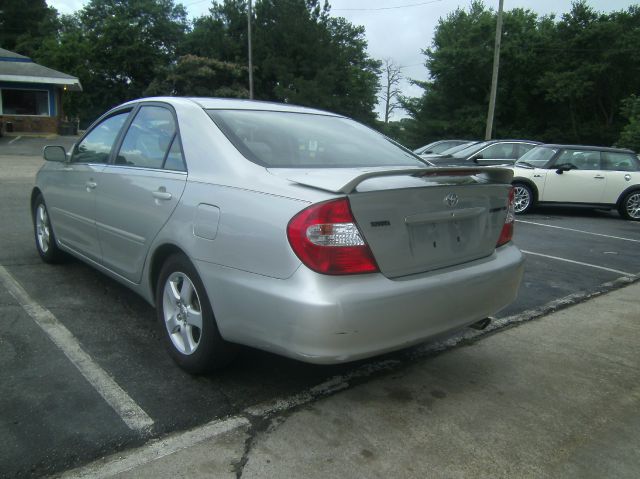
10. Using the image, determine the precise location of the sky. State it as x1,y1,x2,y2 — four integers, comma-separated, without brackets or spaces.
48,0,635,119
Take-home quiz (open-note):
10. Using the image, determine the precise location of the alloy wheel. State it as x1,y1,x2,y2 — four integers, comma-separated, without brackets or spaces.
513,186,531,213
626,192,640,219
36,203,51,254
162,272,203,355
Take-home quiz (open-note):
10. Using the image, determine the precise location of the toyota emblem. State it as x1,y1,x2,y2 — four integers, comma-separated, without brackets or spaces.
444,193,459,208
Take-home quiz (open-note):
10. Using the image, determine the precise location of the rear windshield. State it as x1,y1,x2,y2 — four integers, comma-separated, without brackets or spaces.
207,109,426,168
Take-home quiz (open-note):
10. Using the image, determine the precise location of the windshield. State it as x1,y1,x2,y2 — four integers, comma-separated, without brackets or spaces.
207,110,427,168
450,141,490,159
516,146,558,168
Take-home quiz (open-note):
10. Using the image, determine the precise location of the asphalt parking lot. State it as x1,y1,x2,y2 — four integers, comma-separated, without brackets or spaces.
1,139,639,477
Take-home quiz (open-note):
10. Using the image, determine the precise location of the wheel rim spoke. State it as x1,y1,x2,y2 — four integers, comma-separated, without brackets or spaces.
180,279,194,305
180,325,193,354
186,307,203,330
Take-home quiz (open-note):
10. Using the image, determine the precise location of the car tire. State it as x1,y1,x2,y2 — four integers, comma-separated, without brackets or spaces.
33,194,66,263
156,253,236,374
513,183,534,214
618,190,640,221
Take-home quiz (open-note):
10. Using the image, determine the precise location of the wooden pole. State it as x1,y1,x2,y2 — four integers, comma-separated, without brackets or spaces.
248,0,254,99
485,0,504,140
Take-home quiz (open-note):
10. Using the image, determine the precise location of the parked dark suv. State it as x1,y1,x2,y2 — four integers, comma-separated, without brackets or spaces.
427,139,541,167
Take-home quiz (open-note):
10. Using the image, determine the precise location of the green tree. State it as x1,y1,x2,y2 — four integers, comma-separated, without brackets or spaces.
185,0,381,124
401,1,640,148
0,0,58,56
37,0,189,124
146,54,248,98
618,95,640,152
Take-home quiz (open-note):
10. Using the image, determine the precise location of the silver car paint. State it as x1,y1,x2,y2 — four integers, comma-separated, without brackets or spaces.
36,97,525,364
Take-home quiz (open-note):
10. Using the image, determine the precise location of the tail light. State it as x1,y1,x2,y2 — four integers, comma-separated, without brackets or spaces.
496,187,515,247
287,198,379,275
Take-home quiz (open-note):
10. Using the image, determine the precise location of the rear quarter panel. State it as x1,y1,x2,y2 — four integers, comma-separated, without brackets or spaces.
151,181,309,280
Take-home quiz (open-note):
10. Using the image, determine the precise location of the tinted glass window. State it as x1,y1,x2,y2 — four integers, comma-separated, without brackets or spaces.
208,110,425,168
516,146,558,168
601,152,640,171
555,149,601,170
480,143,515,159
516,143,536,157
164,135,186,171
1,89,49,115
440,141,477,155
116,106,176,169
451,141,490,159
72,112,129,164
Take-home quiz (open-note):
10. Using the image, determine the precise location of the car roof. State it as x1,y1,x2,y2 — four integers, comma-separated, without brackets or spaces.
484,139,542,144
539,144,635,153
123,96,342,117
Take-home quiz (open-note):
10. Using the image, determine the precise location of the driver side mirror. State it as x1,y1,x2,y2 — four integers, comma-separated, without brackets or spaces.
555,164,573,175
43,145,68,162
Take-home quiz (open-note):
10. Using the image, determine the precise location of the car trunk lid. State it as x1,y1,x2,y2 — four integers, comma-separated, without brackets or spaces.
272,167,513,278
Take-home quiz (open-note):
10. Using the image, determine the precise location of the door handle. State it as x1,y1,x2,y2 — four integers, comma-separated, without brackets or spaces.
153,190,172,200
593,175,605,179
85,181,97,190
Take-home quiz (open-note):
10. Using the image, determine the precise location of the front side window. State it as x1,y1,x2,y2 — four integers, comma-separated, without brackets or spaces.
554,149,601,170
115,106,177,169
1,89,49,115
601,152,640,171
207,110,426,168
72,112,130,164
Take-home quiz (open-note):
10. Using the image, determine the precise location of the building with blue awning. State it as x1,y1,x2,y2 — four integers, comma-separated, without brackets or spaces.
0,47,82,134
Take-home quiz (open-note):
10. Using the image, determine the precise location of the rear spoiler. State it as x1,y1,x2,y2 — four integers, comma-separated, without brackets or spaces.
285,167,514,195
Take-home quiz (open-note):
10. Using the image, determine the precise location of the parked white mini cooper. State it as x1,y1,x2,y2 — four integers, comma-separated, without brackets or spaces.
510,144,640,220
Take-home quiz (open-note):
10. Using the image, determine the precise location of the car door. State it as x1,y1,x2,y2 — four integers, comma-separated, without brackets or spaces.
473,142,519,166
44,111,130,262
95,104,187,283
540,149,606,203
600,151,640,204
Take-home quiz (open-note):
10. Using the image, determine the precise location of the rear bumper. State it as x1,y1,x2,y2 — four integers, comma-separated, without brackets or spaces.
196,243,525,364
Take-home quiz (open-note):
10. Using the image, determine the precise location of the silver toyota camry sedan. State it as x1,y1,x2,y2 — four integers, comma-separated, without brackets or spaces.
33,97,524,373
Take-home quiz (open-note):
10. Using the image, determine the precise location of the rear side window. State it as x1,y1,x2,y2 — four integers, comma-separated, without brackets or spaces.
207,109,425,168
601,152,640,171
72,112,129,164
115,106,176,169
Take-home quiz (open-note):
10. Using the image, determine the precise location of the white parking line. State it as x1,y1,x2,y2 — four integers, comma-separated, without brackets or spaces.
0,265,154,434
521,250,636,277
8,135,22,145
516,220,640,243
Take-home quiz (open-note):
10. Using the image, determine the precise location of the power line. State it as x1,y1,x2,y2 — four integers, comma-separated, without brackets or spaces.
333,0,444,12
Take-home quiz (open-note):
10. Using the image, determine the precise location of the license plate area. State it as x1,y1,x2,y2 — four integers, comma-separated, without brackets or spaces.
406,207,487,268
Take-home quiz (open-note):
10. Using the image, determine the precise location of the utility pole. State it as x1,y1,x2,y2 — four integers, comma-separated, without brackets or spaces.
247,0,254,99
485,0,504,140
